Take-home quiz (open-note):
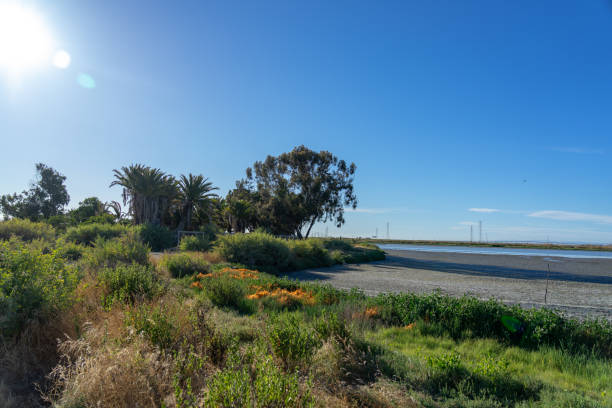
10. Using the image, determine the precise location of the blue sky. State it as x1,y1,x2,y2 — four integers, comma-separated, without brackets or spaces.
1,0,612,243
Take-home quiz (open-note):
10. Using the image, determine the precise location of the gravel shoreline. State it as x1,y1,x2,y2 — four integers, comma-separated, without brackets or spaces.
289,249,612,321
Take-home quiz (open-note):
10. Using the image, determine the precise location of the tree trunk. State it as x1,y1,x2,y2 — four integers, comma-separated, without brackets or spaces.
304,218,316,239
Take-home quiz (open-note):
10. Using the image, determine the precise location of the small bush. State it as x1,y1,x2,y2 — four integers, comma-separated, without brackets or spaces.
268,313,320,370
254,356,309,407
137,223,176,251
126,304,176,349
179,234,210,252
288,239,333,270
84,233,150,268
54,238,86,261
312,311,351,342
202,275,254,313
0,241,78,337
204,366,252,407
204,354,311,408
159,253,210,278
64,222,128,246
99,264,160,304
0,218,55,242
215,232,292,273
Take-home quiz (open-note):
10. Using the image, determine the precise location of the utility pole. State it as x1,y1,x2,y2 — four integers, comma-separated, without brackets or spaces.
479,221,482,242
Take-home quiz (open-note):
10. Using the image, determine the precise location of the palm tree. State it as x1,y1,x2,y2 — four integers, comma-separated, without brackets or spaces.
177,174,218,230
105,200,123,221
110,164,177,225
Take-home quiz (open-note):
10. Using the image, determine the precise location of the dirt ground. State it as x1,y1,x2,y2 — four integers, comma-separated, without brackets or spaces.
289,250,612,320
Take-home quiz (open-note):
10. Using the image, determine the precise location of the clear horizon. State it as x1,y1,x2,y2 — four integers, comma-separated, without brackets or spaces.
2,1,612,243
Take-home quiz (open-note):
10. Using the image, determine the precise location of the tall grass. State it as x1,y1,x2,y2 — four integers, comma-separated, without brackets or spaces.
371,291,612,358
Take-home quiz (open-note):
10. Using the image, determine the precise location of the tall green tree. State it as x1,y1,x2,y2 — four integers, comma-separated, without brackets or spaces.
176,174,218,230
223,180,259,233
110,164,177,225
69,197,106,223
0,163,70,220
245,145,357,238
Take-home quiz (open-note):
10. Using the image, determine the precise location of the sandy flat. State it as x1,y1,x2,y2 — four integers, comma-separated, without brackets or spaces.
289,250,612,320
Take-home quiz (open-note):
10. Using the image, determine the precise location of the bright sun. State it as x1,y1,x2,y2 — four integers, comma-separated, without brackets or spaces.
0,4,55,72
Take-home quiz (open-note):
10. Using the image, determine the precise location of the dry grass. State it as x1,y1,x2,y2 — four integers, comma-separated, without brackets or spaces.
0,314,78,407
45,325,175,408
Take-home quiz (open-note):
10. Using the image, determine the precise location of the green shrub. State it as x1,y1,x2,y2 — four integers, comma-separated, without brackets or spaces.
268,313,320,370
99,263,160,304
288,239,333,270
312,311,351,341
322,239,353,252
215,233,385,274
159,253,210,278
137,223,176,251
204,355,311,408
254,356,309,408
126,304,176,349
202,274,254,314
84,233,150,268
0,218,55,242
0,241,78,336
198,223,219,242
204,366,252,408
64,222,128,246
46,214,73,233
54,238,86,261
216,232,292,274
179,234,210,251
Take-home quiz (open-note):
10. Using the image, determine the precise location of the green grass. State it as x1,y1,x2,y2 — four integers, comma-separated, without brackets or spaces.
368,326,611,406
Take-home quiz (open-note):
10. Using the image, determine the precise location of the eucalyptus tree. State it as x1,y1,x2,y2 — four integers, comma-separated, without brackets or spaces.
110,164,177,225
244,145,357,238
176,174,218,230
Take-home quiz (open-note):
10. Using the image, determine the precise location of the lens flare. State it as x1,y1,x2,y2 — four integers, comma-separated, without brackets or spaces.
77,73,96,89
52,50,71,69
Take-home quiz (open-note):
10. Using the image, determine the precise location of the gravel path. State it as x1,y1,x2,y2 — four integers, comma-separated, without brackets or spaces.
288,250,612,320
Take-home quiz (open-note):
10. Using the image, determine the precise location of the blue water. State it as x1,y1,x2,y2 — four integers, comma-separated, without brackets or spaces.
378,244,612,259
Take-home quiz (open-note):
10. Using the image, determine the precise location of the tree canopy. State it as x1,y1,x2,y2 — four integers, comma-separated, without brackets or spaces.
244,145,357,238
0,163,70,220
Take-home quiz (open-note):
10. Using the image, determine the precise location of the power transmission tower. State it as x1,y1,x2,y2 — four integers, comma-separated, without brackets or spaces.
470,225,473,242
479,221,482,242
386,222,390,239
375,228,378,238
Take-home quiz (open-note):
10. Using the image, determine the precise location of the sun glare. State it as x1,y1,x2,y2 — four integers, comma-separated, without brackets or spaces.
0,4,54,73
